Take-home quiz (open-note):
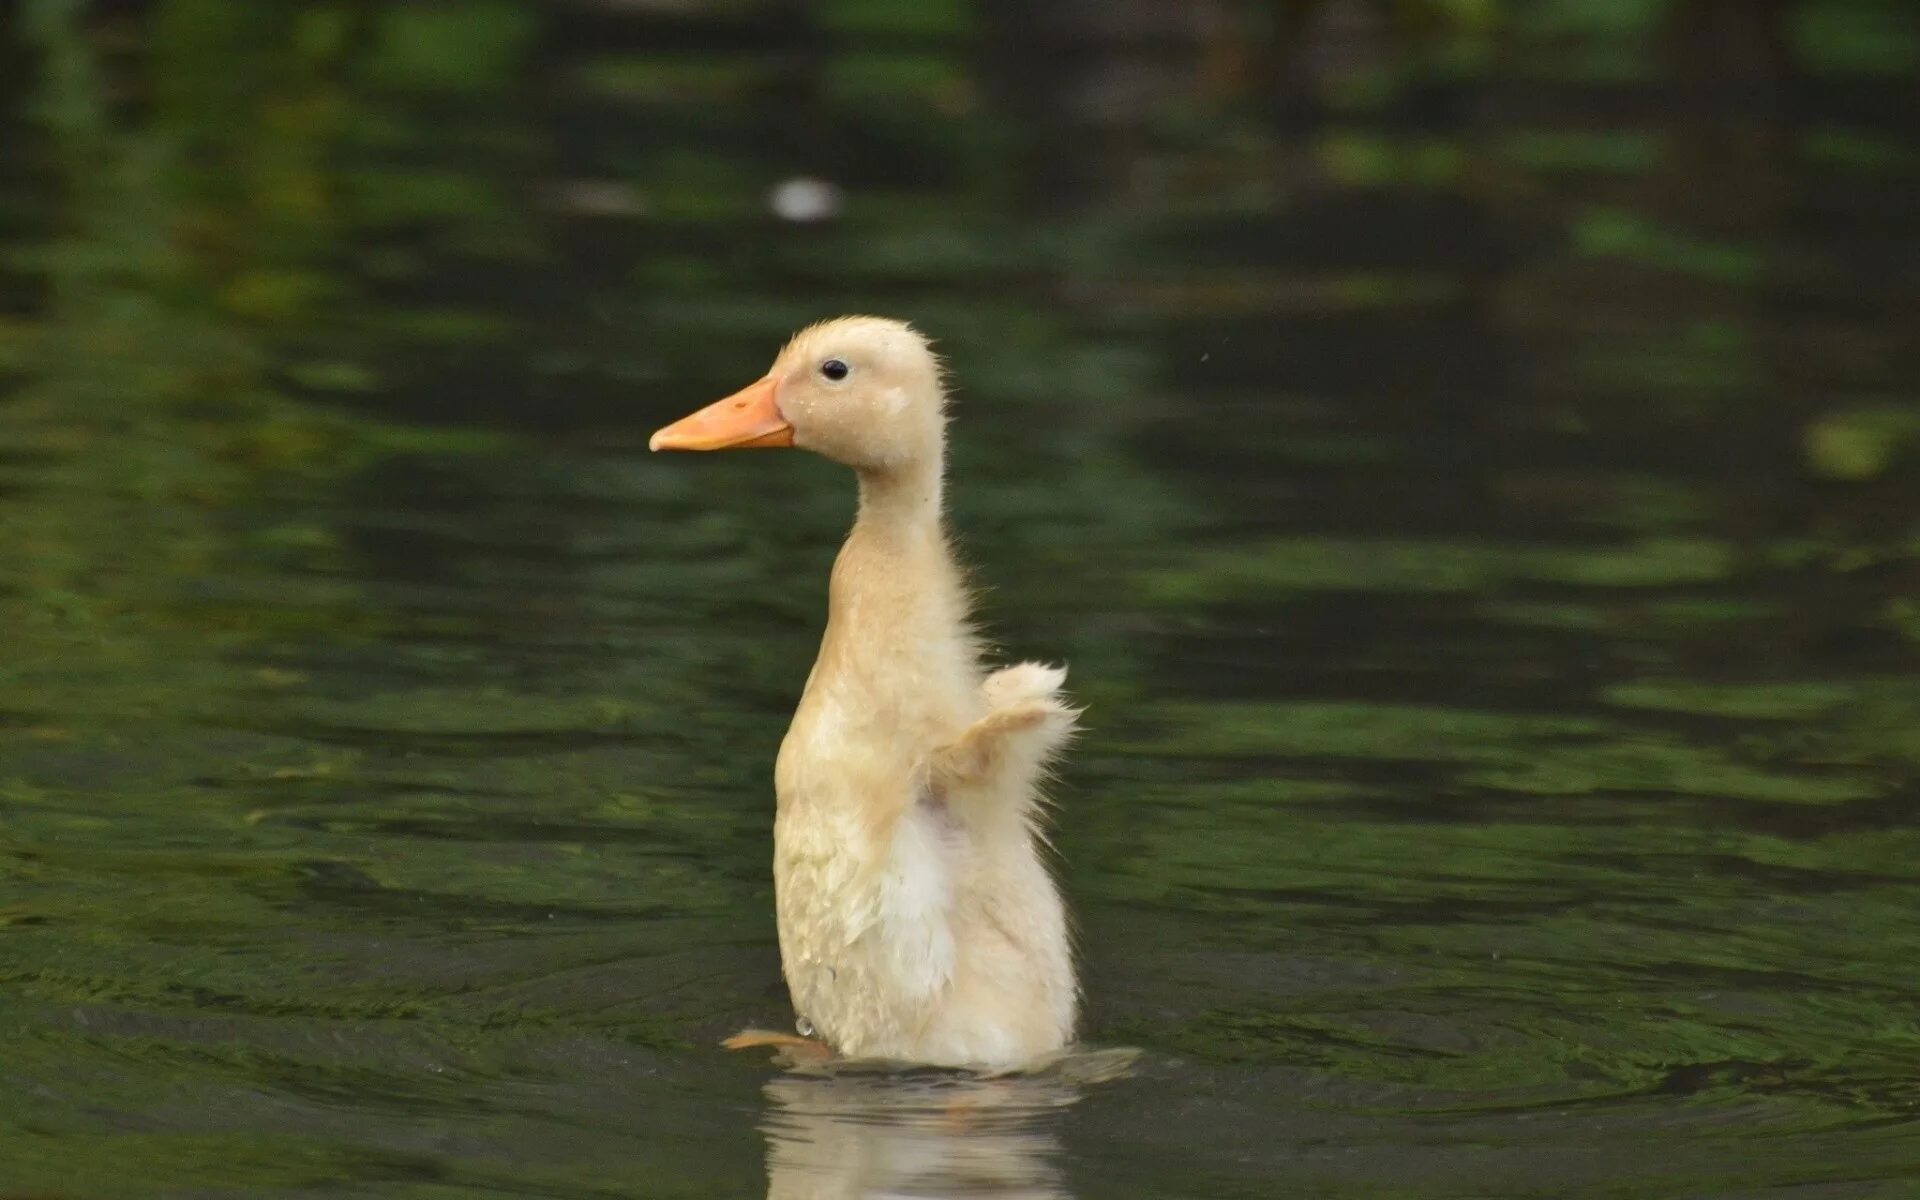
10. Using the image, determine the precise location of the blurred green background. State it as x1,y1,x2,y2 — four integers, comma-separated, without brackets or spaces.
2,1,1919,1196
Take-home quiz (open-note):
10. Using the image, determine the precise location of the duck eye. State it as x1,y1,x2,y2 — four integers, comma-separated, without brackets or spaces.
819,359,850,382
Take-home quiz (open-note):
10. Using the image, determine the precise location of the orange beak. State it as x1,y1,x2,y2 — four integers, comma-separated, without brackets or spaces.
649,376,794,452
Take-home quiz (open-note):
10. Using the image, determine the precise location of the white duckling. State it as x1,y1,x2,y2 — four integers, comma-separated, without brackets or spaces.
651,316,1078,1069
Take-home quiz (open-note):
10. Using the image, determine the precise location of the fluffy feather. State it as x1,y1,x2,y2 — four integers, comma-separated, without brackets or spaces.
661,317,1080,1069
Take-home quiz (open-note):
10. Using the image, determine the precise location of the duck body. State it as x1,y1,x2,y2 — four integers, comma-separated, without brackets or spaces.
775,487,1076,1066
652,317,1078,1069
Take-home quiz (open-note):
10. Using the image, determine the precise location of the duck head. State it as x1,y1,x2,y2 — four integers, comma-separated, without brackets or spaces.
649,316,945,473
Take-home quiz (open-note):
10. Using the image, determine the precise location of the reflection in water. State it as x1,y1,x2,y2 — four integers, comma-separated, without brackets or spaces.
757,1059,1120,1200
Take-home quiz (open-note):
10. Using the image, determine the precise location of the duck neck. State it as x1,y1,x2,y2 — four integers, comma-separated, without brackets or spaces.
804,444,976,756
830,448,965,655
852,451,945,544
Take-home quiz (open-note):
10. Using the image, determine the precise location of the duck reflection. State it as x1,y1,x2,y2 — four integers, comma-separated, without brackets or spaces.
756,1051,1133,1200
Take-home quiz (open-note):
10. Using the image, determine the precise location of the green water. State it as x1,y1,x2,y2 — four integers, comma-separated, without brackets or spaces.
4,1,1920,1195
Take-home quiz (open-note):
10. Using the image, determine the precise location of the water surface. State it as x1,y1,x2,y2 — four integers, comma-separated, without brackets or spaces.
3,2,1920,1196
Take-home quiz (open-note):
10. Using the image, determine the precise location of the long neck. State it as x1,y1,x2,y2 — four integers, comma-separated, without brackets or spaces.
804,446,978,735
853,452,944,540
839,451,955,624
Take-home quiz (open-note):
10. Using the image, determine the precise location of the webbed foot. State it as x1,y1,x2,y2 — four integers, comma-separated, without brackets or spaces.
722,1028,835,1066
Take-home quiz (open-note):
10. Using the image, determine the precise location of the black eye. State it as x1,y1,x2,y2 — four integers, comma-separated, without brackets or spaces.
819,359,849,381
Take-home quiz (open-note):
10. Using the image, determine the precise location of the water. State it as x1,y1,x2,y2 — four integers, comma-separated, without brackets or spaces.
3,1,1919,1195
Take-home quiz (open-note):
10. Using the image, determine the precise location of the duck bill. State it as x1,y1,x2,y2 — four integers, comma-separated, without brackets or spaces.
649,377,794,452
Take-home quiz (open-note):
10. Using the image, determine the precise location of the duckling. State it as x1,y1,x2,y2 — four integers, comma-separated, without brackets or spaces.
651,317,1078,1069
